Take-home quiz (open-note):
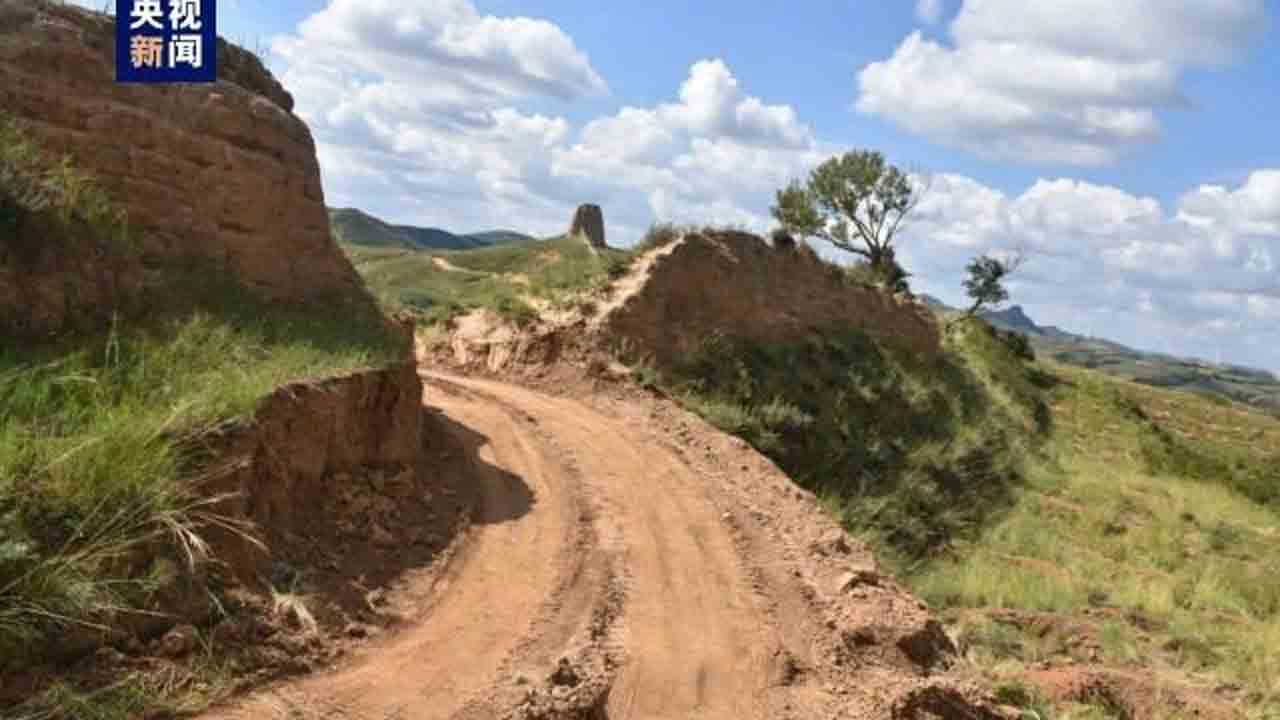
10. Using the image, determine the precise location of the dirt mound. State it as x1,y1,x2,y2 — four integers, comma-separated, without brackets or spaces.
431,229,940,380
602,230,940,369
0,1,369,336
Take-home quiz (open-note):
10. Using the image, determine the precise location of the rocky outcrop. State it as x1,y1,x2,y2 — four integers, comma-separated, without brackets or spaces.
605,230,940,369
568,203,606,249
0,1,365,326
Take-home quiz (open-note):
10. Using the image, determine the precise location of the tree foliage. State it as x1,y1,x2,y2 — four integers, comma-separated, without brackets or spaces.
947,251,1027,333
962,254,1012,316
771,150,919,288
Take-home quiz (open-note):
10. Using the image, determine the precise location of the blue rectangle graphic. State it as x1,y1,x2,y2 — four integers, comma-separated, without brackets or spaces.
116,0,217,83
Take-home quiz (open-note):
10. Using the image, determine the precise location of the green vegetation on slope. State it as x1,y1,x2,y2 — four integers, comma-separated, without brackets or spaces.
328,207,535,251
0,286,402,653
345,234,632,326
962,300,1280,416
648,296,1280,717
917,364,1280,715
644,315,1049,566
1050,342,1280,416
0,118,404,693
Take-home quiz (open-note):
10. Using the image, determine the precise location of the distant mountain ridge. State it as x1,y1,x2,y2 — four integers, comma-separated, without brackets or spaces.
329,207,535,251
921,296,1280,413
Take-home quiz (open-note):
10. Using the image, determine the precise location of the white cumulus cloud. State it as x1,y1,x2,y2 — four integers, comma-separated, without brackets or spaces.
857,0,1266,165
264,0,1280,372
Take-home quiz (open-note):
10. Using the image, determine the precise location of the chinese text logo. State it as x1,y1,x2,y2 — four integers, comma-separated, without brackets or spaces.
116,0,216,83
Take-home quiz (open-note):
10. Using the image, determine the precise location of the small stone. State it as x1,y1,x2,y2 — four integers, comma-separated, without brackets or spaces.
834,568,880,593
811,529,851,556
158,624,199,658
344,622,369,638
549,657,580,687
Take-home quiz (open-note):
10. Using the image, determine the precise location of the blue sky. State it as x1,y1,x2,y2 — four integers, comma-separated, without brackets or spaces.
80,1,1280,371
218,1,1280,203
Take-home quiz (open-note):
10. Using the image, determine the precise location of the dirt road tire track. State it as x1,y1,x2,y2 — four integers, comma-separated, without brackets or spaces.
202,369,1001,720
430,374,790,720
202,379,592,720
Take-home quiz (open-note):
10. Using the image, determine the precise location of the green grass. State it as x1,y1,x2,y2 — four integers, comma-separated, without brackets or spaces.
640,316,1048,565
1042,340,1280,416
912,363,1280,716
345,234,633,326
0,286,403,666
638,290,1280,717
1,115,405,710
15,634,240,720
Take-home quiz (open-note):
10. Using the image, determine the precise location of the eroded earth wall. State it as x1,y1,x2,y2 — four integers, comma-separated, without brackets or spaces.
606,231,941,369
0,1,365,334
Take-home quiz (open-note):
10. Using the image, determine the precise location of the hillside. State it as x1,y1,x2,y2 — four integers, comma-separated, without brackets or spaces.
343,232,631,326
1,5,420,718
394,227,1278,719
10,1,1277,719
926,297,1280,415
328,206,535,251
210,228,1021,720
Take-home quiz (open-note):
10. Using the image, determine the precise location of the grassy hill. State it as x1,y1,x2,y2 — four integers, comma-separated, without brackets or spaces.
328,207,535,251
924,298,1280,416
363,229,1280,717
344,233,631,326
640,306,1280,718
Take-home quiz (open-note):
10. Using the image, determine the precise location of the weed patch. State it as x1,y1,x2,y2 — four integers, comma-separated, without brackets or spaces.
0,282,402,667
646,318,1045,564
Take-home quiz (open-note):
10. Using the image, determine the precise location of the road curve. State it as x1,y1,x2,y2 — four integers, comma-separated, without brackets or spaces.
202,372,789,719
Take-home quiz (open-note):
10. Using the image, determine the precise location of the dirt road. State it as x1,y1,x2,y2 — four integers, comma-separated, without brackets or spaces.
203,371,995,719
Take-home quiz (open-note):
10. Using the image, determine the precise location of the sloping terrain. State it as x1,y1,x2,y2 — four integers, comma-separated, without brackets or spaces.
1,0,369,320
345,233,630,326
389,228,1274,718
0,5,424,717
330,206,535,251
917,362,1280,719
925,297,1280,415
202,369,1005,720
180,230,1013,719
